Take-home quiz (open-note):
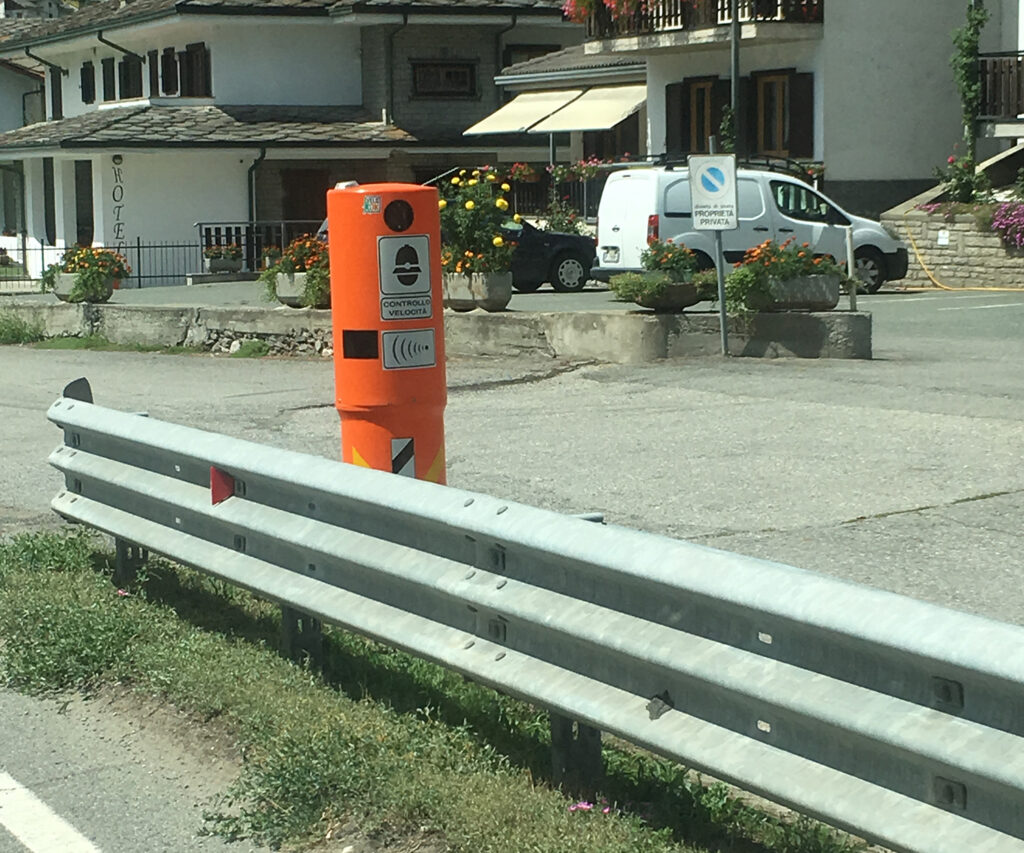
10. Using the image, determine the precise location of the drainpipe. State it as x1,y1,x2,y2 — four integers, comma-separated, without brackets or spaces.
248,147,266,223
96,30,144,62
494,14,517,109
384,14,409,125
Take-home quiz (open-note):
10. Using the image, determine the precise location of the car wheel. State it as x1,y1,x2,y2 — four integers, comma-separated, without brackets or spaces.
549,252,588,292
854,247,886,293
513,280,543,293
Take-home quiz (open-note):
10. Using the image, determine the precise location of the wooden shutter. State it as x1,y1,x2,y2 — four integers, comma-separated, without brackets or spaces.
148,50,158,96
788,72,815,158
161,48,178,95
49,67,62,118
664,81,685,155
80,62,95,105
102,57,115,101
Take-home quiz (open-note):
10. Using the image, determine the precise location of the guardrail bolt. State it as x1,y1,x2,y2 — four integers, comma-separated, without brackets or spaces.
113,538,148,588
550,714,604,793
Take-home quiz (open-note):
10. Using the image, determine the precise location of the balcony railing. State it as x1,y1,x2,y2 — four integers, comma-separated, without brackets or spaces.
586,0,823,40
979,52,1024,120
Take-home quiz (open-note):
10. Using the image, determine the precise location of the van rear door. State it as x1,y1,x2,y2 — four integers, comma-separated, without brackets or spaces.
596,170,655,274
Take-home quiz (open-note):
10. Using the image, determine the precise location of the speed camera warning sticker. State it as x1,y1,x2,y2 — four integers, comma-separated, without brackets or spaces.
378,235,432,320
381,328,436,370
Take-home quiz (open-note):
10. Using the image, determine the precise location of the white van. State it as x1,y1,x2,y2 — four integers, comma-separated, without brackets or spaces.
592,165,908,292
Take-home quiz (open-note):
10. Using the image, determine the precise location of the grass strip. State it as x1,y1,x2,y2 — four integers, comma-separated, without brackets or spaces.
31,334,198,354
0,530,865,853
0,312,45,344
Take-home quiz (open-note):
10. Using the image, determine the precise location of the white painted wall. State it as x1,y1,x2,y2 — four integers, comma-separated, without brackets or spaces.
43,17,364,119
822,0,970,181
646,39,823,157
0,66,41,130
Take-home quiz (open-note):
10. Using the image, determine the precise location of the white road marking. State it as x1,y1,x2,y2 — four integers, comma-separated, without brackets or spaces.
889,293,1019,303
0,771,100,853
937,302,1024,312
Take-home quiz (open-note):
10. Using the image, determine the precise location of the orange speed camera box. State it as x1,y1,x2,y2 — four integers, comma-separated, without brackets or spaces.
327,183,447,484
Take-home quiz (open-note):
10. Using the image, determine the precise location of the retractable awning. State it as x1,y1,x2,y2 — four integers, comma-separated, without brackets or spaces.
463,89,583,135
528,84,646,133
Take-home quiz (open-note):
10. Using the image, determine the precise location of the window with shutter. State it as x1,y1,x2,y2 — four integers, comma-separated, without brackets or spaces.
180,42,211,96
80,62,95,105
118,55,143,99
49,68,62,119
101,57,116,102
161,47,178,95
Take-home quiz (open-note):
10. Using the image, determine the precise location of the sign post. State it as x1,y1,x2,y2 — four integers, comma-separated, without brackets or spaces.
688,150,738,356
326,183,447,483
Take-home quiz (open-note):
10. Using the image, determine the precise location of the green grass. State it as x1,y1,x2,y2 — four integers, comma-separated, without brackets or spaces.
229,339,271,358
32,335,198,354
0,312,45,344
0,530,866,853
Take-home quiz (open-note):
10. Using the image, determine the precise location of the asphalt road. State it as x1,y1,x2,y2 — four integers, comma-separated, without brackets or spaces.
2,287,1024,852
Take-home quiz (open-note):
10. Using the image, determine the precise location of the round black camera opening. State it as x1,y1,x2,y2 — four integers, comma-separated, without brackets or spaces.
384,200,415,233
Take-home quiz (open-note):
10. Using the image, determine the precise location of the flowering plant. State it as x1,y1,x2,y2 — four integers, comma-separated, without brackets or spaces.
725,238,845,314
507,162,538,182
40,245,131,303
933,151,990,203
562,0,645,24
203,243,242,260
547,157,611,184
439,167,516,274
991,202,1024,248
640,237,697,281
260,234,330,308
539,194,584,234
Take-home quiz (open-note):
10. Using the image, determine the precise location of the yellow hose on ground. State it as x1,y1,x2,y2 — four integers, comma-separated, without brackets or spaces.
899,211,1024,293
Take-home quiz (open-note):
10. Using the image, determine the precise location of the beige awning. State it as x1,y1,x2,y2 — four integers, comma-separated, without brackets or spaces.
463,89,583,135
528,84,646,133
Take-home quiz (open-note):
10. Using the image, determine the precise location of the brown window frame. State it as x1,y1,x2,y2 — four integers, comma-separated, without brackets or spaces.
756,72,789,157
411,61,477,98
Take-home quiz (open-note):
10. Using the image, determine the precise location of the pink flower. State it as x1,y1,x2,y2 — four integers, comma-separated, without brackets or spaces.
116,589,129,597
948,156,955,164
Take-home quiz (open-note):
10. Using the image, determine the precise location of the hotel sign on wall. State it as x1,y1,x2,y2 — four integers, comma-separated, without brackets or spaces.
110,155,126,254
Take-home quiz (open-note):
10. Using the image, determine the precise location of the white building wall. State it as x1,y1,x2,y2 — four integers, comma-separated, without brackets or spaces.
0,65,41,130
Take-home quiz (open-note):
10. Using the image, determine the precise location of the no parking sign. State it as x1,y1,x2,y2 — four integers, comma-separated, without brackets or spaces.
688,154,738,231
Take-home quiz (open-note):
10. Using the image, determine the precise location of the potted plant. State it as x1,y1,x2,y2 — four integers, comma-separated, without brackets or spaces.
507,161,539,183
439,167,516,311
41,245,131,303
203,243,243,273
260,234,330,309
724,238,846,315
609,238,703,311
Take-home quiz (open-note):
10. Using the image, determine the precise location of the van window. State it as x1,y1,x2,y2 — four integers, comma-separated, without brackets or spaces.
770,180,842,224
663,178,691,218
737,178,765,221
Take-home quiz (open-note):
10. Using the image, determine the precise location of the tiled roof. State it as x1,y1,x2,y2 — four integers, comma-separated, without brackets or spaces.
0,0,566,50
0,104,417,149
500,43,643,77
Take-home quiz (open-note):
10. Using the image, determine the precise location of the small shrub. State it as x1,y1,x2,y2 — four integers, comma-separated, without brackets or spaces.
230,339,270,358
991,202,1024,248
260,234,330,308
0,312,44,344
933,154,990,203
203,244,242,260
691,268,719,302
640,238,697,281
539,194,585,235
724,238,847,315
40,245,131,303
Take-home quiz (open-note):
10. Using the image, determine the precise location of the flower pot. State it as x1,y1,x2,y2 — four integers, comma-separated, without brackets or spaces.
205,257,243,273
442,271,512,312
766,274,841,311
53,272,114,304
635,280,701,312
275,272,307,307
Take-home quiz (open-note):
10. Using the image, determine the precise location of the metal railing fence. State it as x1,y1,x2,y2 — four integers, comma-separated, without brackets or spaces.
586,0,823,39
46,385,1024,853
196,220,322,272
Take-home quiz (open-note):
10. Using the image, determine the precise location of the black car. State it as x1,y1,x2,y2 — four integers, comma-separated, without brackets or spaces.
501,220,596,293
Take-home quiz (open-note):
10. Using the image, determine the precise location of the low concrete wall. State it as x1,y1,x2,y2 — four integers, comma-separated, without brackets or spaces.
0,300,872,361
883,210,1024,289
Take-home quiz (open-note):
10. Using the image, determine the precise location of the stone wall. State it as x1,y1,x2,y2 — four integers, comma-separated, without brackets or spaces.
883,211,1024,289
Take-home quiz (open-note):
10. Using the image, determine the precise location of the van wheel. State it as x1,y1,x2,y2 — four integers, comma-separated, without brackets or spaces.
854,247,885,293
513,279,543,293
693,251,716,272
550,252,588,292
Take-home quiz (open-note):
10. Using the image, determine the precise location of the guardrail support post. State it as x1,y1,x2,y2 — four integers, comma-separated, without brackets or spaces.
281,606,323,671
113,538,147,587
550,714,603,791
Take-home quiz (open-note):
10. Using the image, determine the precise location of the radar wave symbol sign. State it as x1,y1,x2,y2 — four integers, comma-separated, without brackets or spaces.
378,234,432,321
382,328,436,370
688,154,738,232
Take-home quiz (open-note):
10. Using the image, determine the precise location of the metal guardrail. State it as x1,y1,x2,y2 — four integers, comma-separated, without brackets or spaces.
46,385,1024,853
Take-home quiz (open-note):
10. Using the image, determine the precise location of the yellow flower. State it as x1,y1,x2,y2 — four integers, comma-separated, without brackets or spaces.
438,199,447,210
472,170,480,177
513,213,522,223
486,173,497,182
465,200,475,210
451,176,460,185
492,236,504,247
501,183,510,191
459,169,466,175
495,198,509,211
467,179,478,186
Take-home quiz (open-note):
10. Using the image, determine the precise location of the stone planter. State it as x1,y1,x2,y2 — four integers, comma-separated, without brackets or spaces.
53,272,115,303
275,272,306,308
205,257,243,273
443,271,513,312
635,280,701,312
765,274,841,312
